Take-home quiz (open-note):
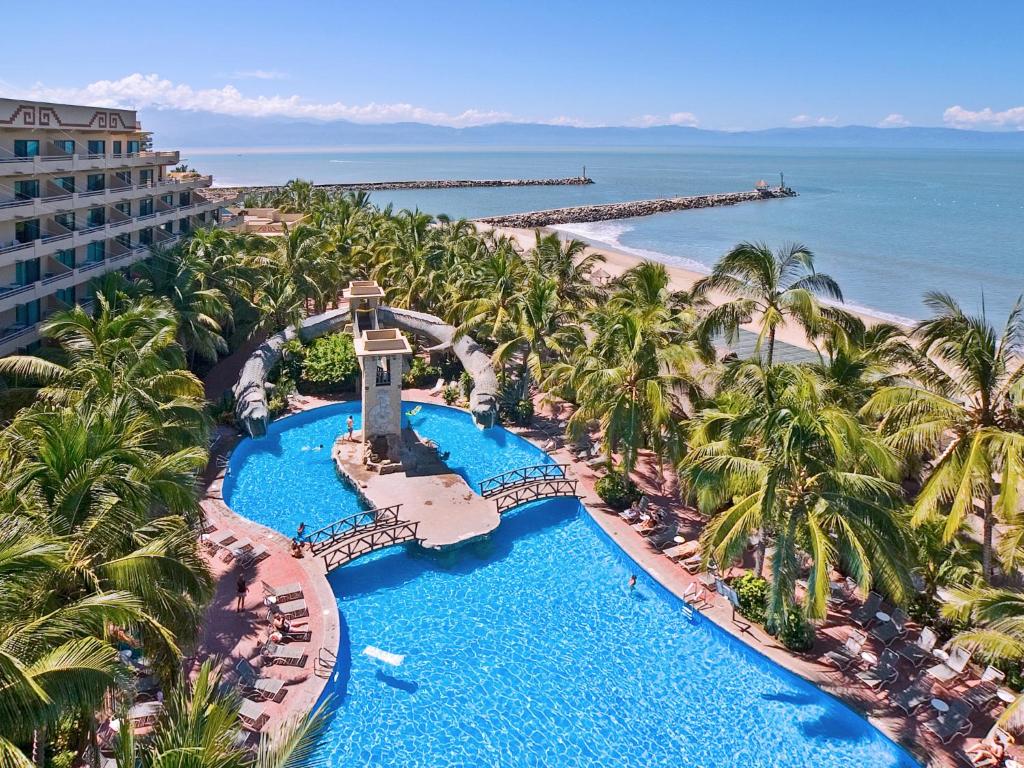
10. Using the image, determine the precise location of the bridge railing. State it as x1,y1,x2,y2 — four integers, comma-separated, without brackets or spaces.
322,520,420,571
479,464,569,498
494,479,579,514
307,504,403,555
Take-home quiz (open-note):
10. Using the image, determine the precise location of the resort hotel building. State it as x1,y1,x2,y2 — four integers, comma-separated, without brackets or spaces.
0,97,232,356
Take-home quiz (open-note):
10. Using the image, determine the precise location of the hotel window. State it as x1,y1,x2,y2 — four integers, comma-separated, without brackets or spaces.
127,140,140,154
139,228,153,246
56,286,76,305
13,180,39,200
15,299,41,326
86,207,105,227
116,232,131,247
180,191,191,206
14,139,39,158
54,139,74,155
86,241,105,263
139,197,153,216
116,170,132,186
87,140,106,156
15,258,40,285
54,212,75,231
162,222,173,234
112,141,122,155
56,249,75,269
139,168,153,185
86,173,105,192
54,176,75,193
15,219,40,243
115,201,130,217
180,218,191,234
161,194,173,207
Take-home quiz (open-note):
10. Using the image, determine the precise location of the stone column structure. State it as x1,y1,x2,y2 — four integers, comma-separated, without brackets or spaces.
342,280,384,334
354,328,411,471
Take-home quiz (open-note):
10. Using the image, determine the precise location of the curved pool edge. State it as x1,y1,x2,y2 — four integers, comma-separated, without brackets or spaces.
217,399,925,766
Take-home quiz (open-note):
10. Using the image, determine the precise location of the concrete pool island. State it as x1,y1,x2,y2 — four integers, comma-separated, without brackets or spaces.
206,280,936,767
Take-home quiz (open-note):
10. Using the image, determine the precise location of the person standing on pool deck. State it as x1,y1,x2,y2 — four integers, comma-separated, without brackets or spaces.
346,415,355,441
235,574,247,612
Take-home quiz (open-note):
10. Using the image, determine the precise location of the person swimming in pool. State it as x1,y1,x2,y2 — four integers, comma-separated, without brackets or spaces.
628,575,637,590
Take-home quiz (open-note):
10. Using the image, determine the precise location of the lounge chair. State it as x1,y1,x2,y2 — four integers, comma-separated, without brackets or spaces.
127,700,163,727
663,540,699,561
237,544,270,568
262,580,303,602
962,666,1006,711
827,579,854,608
824,629,867,671
869,607,909,646
849,591,884,627
222,538,254,562
238,698,268,731
922,700,973,744
262,640,307,667
856,648,901,690
235,658,285,702
891,676,934,715
201,530,237,552
897,627,938,667
928,646,973,686
275,598,309,620
680,554,704,574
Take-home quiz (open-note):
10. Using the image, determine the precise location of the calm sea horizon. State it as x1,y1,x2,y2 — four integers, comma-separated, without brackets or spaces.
184,146,1024,324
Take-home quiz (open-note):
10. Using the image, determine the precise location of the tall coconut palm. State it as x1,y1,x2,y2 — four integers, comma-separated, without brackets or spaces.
526,232,607,309
694,242,844,365
453,239,527,340
683,362,910,625
863,293,1024,582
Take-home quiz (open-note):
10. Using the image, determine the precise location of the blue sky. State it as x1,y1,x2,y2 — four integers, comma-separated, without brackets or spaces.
3,1,1022,130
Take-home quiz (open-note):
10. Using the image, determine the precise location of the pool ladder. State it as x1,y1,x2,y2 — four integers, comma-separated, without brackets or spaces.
315,647,337,679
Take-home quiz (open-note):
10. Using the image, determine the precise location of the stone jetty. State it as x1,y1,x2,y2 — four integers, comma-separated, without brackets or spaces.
206,176,593,204
477,187,796,228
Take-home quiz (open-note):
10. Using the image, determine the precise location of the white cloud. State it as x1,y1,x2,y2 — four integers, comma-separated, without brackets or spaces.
790,114,838,127
943,104,1024,130
17,73,516,127
231,69,288,81
878,113,910,128
630,111,699,127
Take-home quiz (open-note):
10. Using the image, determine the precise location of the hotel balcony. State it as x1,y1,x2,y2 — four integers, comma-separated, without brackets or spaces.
0,175,212,221
0,150,180,177
0,196,222,263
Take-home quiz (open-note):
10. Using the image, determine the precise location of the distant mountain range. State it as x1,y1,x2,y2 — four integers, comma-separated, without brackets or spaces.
140,109,1024,151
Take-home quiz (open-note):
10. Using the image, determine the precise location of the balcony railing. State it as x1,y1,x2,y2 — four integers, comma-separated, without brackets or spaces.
0,150,179,165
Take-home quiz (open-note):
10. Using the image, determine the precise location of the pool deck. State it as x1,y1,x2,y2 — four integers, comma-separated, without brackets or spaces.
331,427,501,550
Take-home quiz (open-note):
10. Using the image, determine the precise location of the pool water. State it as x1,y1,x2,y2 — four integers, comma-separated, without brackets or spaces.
224,402,918,768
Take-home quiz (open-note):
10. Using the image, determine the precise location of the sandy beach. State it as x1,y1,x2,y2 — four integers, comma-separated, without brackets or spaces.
483,224,911,354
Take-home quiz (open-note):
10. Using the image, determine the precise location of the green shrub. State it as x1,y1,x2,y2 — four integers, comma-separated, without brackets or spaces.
731,573,769,624
499,397,534,426
442,384,459,405
459,370,473,400
594,471,641,510
403,355,441,387
777,609,815,652
300,333,359,391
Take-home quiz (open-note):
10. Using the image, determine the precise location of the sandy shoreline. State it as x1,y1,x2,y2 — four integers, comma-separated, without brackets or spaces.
483,224,911,354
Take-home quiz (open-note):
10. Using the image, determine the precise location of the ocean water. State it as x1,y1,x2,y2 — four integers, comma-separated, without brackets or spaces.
223,402,918,768
191,147,1024,323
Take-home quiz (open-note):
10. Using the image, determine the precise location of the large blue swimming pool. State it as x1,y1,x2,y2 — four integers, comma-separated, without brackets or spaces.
224,401,918,768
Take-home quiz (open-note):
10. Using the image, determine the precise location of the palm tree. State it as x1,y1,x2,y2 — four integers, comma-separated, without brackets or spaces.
453,239,527,340
112,661,328,768
863,293,1024,582
941,586,1024,729
694,242,844,365
492,277,584,399
0,527,143,768
526,232,607,309
683,362,910,626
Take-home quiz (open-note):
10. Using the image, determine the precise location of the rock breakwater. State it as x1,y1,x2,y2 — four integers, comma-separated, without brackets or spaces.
477,187,796,228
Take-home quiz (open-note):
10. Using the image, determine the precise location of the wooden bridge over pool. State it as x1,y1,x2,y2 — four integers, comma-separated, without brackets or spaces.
313,455,579,572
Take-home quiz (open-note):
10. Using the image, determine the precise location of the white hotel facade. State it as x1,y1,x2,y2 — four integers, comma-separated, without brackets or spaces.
0,98,232,356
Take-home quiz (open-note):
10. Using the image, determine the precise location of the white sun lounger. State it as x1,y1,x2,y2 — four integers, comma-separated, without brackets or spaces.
262,580,303,602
